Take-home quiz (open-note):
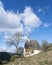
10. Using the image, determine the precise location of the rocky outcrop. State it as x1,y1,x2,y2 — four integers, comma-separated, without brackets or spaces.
25,40,40,50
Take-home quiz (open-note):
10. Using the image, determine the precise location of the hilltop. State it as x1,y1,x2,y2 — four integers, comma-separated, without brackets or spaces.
4,50,52,65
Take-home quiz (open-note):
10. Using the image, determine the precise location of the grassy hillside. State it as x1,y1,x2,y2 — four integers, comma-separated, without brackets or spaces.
4,50,52,65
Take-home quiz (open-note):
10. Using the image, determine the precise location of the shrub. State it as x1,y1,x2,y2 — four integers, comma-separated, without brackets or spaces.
46,44,52,51
10,55,17,62
41,40,48,52
10,54,24,62
1,60,8,64
0,60,2,65
19,55,24,58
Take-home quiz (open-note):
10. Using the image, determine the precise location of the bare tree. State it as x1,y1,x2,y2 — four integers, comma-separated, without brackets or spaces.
6,33,23,53
41,40,48,52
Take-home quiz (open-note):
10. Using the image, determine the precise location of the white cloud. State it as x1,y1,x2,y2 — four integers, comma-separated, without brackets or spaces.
43,22,52,27
21,35,29,40
0,1,42,34
22,7,42,32
0,1,23,33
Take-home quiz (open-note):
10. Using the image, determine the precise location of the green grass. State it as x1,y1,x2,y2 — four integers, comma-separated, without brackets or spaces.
4,50,52,65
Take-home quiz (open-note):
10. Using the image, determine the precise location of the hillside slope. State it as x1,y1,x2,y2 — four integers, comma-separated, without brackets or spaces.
5,50,52,65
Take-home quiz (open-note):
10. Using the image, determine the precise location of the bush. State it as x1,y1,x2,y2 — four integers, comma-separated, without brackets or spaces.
19,55,24,58
10,55,17,62
10,54,24,62
0,60,2,65
41,40,48,52
46,44,52,51
1,60,8,64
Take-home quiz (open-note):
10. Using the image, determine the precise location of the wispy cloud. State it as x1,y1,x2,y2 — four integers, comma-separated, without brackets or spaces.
38,5,50,13
0,46,16,53
38,8,43,13
45,6,50,11
43,22,52,27
38,8,45,17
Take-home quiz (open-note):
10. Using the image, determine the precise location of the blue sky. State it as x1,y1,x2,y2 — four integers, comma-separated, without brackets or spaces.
0,0,52,52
